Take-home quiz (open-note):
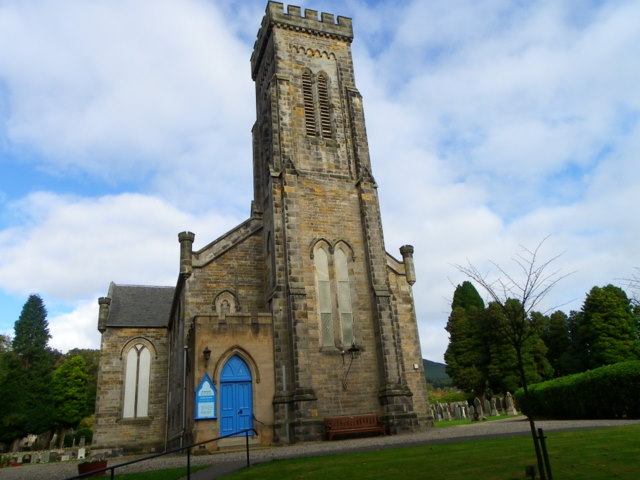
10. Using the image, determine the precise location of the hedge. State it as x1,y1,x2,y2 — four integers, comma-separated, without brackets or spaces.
514,361,640,419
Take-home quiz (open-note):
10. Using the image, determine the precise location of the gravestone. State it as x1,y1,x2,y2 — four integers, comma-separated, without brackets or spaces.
505,392,518,415
474,397,483,419
78,447,86,459
491,398,499,416
41,451,50,463
484,399,491,417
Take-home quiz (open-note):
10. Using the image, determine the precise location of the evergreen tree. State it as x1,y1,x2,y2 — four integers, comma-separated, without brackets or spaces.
577,284,639,369
53,356,89,428
538,310,582,377
445,282,489,396
451,280,485,311
0,295,57,442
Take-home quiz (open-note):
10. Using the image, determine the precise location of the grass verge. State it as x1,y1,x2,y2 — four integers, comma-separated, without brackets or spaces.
112,465,207,480
224,424,640,480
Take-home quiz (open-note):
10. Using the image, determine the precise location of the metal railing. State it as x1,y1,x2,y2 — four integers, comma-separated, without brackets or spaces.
64,428,258,480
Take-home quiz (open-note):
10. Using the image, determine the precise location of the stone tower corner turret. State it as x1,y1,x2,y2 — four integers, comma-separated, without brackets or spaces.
97,296,111,333
400,245,416,285
178,231,195,275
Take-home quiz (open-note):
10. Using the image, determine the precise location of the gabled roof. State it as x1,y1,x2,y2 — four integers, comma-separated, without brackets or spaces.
106,283,174,328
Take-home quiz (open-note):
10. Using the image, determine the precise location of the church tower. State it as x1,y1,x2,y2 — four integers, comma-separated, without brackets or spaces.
94,2,429,453
250,2,429,442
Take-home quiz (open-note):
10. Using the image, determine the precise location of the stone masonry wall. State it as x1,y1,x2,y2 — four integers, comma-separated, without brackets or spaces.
93,327,168,451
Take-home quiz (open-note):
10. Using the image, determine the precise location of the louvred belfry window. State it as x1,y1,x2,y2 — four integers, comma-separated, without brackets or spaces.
302,70,333,138
317,73,332,139
302,69,317,136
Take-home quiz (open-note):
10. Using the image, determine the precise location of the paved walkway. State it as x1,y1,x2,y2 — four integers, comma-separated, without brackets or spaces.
2,417,638,480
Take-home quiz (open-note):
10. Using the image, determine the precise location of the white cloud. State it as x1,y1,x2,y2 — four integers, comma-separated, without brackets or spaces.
1,0,639,363
0,192,241,300
48,300,102,352
0,0,254,210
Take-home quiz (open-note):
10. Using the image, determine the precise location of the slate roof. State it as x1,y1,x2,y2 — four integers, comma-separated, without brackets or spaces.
106,283,174,328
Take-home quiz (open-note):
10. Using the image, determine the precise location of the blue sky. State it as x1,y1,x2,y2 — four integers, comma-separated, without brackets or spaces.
0,0,638,363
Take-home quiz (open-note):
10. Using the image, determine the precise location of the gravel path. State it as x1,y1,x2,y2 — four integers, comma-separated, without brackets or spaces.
2,417,638,480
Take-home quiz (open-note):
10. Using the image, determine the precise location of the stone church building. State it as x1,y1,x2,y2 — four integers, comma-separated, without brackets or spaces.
94,2,431,453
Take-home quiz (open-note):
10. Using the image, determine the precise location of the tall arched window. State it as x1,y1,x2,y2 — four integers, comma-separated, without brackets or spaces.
301,70,333,139
123,344,151,418
335,249,353,345
302,69,317,136
314,248,334,346
317,73,332,139
313,243,354,347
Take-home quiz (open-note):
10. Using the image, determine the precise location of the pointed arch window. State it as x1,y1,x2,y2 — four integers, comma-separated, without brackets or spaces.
335,248,354,345
313,243,354,347
302,69,317,137
314,248,334,347
301,70,333,139
317,73,332,139
123,344,150,418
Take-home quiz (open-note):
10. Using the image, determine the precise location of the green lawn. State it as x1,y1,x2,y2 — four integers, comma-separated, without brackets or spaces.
112,465,207,480
223,425,640,480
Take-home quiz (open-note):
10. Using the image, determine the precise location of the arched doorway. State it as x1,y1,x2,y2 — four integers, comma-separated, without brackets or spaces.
220,355,253,437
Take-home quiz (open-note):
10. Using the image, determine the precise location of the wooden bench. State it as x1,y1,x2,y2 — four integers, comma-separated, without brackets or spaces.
324,414,386,441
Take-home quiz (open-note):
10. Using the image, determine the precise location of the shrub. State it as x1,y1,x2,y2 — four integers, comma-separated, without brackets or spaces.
515,361,640,419
75,428,93,445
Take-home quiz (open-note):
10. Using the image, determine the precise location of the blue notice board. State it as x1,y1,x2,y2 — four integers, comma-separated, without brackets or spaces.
195,373,217,420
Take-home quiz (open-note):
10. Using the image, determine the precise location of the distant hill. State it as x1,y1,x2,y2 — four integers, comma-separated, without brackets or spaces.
423,359,452,387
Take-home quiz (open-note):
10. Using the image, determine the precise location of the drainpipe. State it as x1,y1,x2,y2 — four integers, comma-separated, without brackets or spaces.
182,345,188,448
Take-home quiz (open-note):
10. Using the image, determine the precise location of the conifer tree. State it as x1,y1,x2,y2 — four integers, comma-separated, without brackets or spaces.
577,284,639,368
0,295,57,442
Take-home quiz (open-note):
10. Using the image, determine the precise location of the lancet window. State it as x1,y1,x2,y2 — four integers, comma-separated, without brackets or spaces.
313,243,354,347
123,343,151,418
301,69,333,139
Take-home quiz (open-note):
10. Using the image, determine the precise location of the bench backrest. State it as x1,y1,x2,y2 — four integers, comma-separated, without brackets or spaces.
325,414,380,428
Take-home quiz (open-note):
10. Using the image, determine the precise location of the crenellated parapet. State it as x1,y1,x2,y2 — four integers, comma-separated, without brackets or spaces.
251,1,353,79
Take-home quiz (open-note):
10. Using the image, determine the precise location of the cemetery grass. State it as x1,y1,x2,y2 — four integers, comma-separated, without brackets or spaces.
225,424,640,480
434,414,509,427
112,465,207,480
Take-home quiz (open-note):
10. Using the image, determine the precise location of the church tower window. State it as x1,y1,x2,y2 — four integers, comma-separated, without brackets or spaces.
302,69,317,137
314,243,355,347
335,248,354,345
317,73,332,139
314,247,334,346
123,344,150,418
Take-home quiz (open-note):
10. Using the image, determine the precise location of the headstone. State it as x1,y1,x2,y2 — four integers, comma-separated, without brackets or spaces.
505,392,518,415
78,447,86,460
41,451,50,463
474,397,483,419
61,454,70,462
22,454,31,464
484,399,491,417
468,404,476,420
491,398,499,416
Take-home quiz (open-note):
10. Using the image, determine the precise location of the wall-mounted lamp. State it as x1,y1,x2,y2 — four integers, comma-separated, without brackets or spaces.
203,346,211,366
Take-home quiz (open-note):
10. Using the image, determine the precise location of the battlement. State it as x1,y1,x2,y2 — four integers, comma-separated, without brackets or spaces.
251,2,353,79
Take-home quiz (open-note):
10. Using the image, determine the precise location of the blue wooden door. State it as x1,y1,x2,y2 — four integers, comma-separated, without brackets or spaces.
220,356,253,437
